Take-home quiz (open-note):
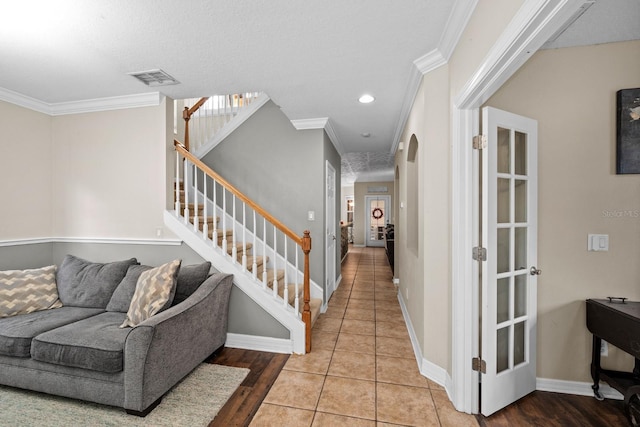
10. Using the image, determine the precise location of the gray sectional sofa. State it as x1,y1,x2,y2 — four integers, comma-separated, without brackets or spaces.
0,254,233,416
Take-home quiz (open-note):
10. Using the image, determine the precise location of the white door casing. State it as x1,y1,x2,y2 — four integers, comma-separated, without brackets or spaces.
326,161,337,298
364,195,391,248
481,106,538,416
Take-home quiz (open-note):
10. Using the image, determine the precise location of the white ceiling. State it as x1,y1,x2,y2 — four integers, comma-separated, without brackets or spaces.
1,1,639,185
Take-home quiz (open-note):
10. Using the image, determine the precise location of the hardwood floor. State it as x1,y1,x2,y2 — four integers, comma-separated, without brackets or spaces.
204,244,632,426
476,391,630,427
206,347,289,427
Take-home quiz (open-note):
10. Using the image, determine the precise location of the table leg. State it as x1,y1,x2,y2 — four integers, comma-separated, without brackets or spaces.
591,335,604,401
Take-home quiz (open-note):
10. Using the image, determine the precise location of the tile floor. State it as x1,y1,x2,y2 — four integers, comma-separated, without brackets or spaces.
250,246,479,426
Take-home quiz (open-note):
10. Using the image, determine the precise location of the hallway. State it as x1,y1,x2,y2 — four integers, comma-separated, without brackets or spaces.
249,246,478,426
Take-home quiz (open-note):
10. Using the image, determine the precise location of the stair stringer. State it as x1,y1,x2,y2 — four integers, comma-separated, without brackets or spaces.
164,210,306,354
192,93,271,159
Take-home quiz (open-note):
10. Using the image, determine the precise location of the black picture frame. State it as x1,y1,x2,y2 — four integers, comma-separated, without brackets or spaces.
616,88,640,174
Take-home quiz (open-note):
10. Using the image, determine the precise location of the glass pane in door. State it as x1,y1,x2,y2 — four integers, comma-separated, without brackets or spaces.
369,199,386,242
497,326,510,373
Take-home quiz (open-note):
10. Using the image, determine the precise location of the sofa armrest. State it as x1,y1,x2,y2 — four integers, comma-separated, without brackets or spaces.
122,272,233,412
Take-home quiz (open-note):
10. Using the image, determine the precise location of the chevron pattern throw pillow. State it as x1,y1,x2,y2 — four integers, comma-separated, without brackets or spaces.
120,259,181,328
0,265,63,318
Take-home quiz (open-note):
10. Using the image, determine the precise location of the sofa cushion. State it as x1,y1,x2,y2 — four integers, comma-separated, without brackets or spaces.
0,265,63,318
56,255,138,308
120,259,181,328
31,312,130,373
173,262,212,305
106,265,152,312
0,307,104,357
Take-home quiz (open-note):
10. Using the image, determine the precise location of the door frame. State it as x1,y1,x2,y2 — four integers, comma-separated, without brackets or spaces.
450,0,588,413
364,195,391,247
325,161,337,299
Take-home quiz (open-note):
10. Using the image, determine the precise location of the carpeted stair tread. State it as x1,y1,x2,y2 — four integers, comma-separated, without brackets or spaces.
227,242,254,256
309,298,323,325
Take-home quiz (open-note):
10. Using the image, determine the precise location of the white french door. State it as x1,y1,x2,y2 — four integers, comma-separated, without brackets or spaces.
364,195,390,248
480,107,539,416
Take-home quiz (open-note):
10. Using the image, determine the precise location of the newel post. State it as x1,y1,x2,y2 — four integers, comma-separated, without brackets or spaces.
182,107,191,152
302,230,312,353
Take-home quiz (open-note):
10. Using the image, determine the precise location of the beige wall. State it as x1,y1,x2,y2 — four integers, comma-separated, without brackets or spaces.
353,181,394,246
395,0,526,376
51,102,170,239
486,40,640,382
0,101,53,239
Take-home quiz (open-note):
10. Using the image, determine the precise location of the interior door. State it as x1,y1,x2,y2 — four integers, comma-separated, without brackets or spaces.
365,195,390,248
481,106,539,416
326,161,337,297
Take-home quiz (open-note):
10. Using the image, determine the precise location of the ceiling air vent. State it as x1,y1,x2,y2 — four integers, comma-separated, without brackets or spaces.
128,69,180,87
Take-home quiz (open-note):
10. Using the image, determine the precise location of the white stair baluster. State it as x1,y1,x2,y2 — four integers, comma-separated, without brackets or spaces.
283,238,288,308
175,152,180,214
222,188,228,255
252,211,258,279
193,169,199,232
232,195,237,263
202,176,208,239
182,159,190,224
295,248,300,316
242,204,247,270
262,218,267,289
272,227,278,299
212,178,218,248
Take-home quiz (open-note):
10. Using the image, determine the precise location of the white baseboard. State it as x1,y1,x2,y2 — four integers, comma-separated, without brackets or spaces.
397,293,450,391
225,333,293,354
536,377,623,400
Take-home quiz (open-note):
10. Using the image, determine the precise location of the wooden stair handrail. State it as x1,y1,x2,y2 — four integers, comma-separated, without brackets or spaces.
182,97,210,152
174,138,313,351
174,139,305,245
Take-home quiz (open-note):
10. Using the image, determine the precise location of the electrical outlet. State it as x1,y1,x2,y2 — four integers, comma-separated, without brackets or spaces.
601,340,608,357
156,227,163,238
405,287,409,300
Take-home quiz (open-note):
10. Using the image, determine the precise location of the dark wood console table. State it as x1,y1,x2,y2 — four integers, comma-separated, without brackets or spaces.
586,298,640,425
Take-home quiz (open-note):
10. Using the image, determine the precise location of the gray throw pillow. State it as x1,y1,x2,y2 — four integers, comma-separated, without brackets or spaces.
106,265,152,312
56,255,138,308
173,262,212,305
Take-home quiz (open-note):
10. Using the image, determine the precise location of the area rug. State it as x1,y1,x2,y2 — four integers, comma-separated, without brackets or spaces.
0,363,249,427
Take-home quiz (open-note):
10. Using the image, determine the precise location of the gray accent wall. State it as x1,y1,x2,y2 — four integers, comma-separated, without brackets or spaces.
201,100,332,300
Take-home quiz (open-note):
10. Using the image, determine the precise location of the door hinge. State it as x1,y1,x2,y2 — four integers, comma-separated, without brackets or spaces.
472,246,487,261
472,357,486,373
473,134,487,149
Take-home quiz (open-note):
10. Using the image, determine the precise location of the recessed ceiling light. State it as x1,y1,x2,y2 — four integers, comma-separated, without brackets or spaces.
361,132,371,138
359,94,375,104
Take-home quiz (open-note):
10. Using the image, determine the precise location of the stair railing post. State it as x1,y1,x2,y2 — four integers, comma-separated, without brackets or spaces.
302,230,312,353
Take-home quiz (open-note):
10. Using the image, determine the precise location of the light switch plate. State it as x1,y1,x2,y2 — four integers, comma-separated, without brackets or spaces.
588,234,609,251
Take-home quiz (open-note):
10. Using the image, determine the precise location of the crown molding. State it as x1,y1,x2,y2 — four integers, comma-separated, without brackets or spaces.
391,0,478,154
0,87,164,116
439,0,479,60
291,117,344,155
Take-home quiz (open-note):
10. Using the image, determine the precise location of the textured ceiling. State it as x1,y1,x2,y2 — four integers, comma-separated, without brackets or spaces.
0,1,638,186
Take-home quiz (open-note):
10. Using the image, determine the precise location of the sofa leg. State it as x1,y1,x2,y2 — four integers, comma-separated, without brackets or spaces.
126,396,162,417
206,344,225,361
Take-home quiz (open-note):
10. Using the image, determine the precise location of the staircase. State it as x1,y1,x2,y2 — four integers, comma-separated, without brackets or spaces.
166,98,323,353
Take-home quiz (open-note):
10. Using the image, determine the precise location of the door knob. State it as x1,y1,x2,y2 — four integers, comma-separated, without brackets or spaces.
530,266,542,276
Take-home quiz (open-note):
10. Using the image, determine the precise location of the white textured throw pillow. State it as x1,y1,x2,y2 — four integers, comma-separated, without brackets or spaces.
120,259,181,328
0,265,63,318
